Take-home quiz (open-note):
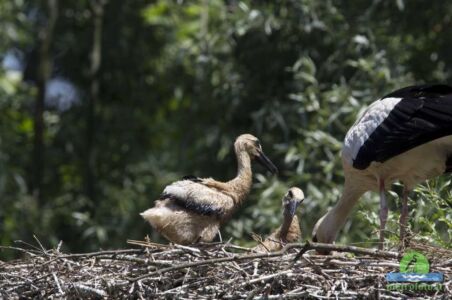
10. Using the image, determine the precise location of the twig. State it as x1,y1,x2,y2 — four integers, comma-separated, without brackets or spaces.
173,244,202,254
292,240,400,264
0,246,39,256
127,239,169,250
61,249,144,259
33,235,48,255
241,270,292,286
72,283,107,297
52,272,64,296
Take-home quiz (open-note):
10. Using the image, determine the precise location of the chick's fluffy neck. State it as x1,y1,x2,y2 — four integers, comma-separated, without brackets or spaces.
279,208,295,241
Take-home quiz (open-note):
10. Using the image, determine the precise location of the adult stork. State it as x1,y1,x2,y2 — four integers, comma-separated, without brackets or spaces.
312,84,452,249
141,134,278,245
253,187,304,252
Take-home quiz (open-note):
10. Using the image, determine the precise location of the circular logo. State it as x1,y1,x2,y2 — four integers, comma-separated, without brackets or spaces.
399,251,429,274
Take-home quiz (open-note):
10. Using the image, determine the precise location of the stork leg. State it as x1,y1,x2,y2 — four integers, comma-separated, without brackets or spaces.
379,179,388,250
217,229,223,243
399,187,409,248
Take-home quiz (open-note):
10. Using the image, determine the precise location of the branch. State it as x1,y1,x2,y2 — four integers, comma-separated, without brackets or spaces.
292,240,400,263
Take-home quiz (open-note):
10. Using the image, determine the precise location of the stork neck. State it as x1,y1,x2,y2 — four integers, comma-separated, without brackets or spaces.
228,150,253,203
320,180,365,242
279,211,294,242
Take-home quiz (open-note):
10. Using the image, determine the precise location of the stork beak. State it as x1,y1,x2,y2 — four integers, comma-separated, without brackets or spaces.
255,149,278,174
312,234,331,255
286,200,300,216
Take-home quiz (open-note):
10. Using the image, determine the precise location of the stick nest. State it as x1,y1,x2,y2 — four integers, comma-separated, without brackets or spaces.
0,240,450,299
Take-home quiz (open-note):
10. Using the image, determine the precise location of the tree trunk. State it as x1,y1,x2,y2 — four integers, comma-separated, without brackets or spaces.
33,0,58,203
85,0,106,201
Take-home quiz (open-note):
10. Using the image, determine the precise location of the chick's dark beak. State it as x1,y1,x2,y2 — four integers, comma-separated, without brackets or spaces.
255,149,278,174
286,200,300,216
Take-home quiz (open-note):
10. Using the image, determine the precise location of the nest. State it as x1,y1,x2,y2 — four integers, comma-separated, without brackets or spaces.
0,239,450,299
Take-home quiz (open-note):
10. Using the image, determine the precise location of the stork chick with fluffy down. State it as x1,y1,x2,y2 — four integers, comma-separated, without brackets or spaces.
141,134,278,245
253,187,304,252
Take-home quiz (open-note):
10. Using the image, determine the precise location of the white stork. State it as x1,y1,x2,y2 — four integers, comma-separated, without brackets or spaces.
312,84,452,249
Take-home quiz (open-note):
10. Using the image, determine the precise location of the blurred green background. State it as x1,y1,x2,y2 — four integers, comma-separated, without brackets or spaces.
0,0,451,258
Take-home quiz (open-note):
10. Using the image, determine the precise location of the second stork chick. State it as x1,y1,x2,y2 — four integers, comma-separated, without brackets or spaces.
141,134,278,245
253,187,304,252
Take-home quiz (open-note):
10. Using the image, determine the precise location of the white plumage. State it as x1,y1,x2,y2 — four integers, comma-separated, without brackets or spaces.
342,97,402,165
313,84,452,250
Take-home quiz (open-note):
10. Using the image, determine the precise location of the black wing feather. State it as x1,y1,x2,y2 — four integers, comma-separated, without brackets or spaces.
176,176,224,215
353,84,452,169
382,84,452,99
182,175,203,183
160,192,224,217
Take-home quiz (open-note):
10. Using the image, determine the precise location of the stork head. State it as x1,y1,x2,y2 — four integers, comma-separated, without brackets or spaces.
282,187,304,216
312,212,338,254
234,134,278,174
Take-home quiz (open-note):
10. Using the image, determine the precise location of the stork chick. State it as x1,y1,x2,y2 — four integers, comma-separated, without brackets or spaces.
313,84,452,250
141,134,278,245
253,187,304,252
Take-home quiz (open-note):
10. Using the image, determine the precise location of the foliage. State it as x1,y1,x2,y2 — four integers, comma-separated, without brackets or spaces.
0,0,451,258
